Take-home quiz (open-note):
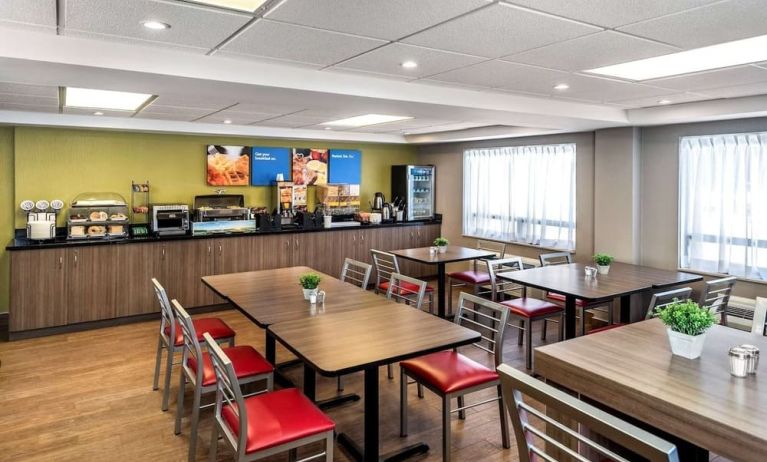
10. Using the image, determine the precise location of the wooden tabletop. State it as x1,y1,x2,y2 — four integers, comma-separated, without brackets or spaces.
390,246,496,264
268,304,481,376
535,319,767,462
203,266,388,328
497,262,702,301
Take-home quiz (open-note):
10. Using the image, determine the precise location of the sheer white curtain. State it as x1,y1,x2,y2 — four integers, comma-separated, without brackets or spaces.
679,132,767,280
463,143,576,250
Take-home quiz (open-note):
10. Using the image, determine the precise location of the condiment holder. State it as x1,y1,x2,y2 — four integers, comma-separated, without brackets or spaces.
429,246,438,256
729,344,760,377
584,266,597,279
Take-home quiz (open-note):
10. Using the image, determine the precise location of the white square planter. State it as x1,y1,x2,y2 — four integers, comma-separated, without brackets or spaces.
302,288,318,300
666,328,708,359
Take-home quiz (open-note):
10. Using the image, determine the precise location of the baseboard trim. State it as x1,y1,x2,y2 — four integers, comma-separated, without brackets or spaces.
7,304,231,341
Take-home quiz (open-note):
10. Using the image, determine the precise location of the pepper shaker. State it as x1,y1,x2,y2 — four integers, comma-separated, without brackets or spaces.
740,344,760,374
729,346,751,378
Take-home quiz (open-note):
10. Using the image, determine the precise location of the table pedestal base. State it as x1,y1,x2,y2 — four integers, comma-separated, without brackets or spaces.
337,433,429,462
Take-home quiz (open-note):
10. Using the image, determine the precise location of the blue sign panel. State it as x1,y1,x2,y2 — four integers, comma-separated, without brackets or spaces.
328,149,361,184
251,147,291,186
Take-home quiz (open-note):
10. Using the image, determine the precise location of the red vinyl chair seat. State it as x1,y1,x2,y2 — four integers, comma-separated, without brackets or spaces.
379,280,434,295
188,346,273,387
501,298,563,318
222,388,335,454
166,317,236,346
400,351,498,394
588,323,626,334
447,270,491,285
546,292,586,306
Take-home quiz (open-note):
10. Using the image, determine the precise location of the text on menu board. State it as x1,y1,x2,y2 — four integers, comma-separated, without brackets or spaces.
328,149,361,184
250,147,292,186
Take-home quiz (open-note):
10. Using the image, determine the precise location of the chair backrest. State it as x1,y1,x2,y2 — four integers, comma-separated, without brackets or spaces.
486,257,527,302
454,292,510,367
474,239,508,272
371,249,400,288
752,297,767,336
539,252,573,267
645,287,693,320
386,272,427,309
171,299,204,386
152,278,174,340
498,364,680,462
340,257,373,289
699,276,737,317
204,332,248,460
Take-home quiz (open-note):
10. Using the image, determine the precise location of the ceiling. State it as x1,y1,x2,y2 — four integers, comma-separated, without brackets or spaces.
0,0,766,143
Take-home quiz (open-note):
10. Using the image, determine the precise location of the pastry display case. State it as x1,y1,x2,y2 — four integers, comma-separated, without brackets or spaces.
67,192,130,240
315,184,360,216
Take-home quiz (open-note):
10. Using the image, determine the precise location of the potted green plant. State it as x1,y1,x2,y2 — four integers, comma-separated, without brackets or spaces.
299,273,322,300
433,237,449,253
657,299,716,359
593,253,614,275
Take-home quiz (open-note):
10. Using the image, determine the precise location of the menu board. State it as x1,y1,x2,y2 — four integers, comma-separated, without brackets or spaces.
206,145,251,186
328,149,361,184
251,147,291,186
292,148,328,185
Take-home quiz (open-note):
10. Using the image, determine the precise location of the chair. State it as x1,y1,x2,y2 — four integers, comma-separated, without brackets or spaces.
446,239,507,315
384,273,429,380
400,293,511,462
539,252,614,335
752,297,766,336
151,278,236,412
699,276,737,326
173,300,274,462
339,257,373,289
645,287,694,320
205,333,335,462
498,364,680,462
488,258,564,369
371,249,434,313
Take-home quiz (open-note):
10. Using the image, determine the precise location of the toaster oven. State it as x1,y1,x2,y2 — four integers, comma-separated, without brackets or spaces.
151,205,190,236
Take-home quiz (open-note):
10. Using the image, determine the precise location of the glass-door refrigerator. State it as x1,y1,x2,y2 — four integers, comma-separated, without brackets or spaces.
391,165,435,221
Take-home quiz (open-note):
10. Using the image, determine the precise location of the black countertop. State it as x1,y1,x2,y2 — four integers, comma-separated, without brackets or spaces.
7,219,442,251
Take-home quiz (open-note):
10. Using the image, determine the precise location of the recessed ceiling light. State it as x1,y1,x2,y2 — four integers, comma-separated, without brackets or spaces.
324,127,332,130
401,61,418,69
142,20,170,30
187,0,268,12
93,111,104,116
658,99,672,105
223,119,232,124
586,34,767,81
553,83,570,91
64,87,153,111
321,114,413,128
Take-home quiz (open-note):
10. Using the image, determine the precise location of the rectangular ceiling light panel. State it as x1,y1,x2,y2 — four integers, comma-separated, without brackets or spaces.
321,114,413,128
64,87,153,111
586,34,767,81
186,0,268,12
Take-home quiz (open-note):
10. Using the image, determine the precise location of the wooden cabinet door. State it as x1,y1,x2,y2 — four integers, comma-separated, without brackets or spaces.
10,249,67,331
66,246,119,323
259,234,293,270
215,237,263,275
159,240,220,308
114,243,161,317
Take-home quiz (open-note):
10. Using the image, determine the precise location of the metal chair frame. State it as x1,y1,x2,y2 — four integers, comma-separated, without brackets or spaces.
204,333,334,462
447,239,507,315
499,363,680,462
385,273,428,380
539,252,613,335
372,249,434,313
752,297,767,336
173,300,272,462
151,278,235,412
699,276,737,326
488,258,564,369
645,287,694,320
339,257,373,289
400,293,511,462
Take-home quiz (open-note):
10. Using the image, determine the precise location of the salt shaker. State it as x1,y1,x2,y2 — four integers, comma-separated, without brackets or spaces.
729,346,750,378
739,344,760,374
309,292,317,304
317,290,326,304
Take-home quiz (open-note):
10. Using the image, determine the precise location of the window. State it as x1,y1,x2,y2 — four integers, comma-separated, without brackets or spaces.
463,144,576,250
679,132,767,281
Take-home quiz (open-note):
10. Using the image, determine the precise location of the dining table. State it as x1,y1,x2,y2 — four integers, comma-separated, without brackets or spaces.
535,319,767,462
390,246,496,318
269,302,481,462
497,261,703,339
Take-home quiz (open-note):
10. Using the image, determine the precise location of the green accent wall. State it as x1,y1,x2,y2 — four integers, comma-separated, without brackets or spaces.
1,126,416,312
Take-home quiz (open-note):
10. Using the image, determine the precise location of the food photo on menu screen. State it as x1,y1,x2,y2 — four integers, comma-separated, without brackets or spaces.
206,145,251,186
291,148,328,185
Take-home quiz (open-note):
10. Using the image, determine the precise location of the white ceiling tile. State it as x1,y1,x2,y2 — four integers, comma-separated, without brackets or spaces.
334,43,485,79
0,93,59,106
220,19,386,66
196,110,278,124
405,121,491,134
427,60,568,93
403,2,601,58
266,0,492,40
325,68,414,82
0,102,58,112
139,104,216,119
609,92,712,108
63,0,252,50
0,0,56,31
503,31,679,72
226,102,306,114
618,0,767,49
0,82,58,97
256,113,331,128
64,107,134,117
646,65,767,91
698,81,767,99
503,0,720,28
133,111,204,122
147,96,237,110
351,118,456,133
562,75,675,102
